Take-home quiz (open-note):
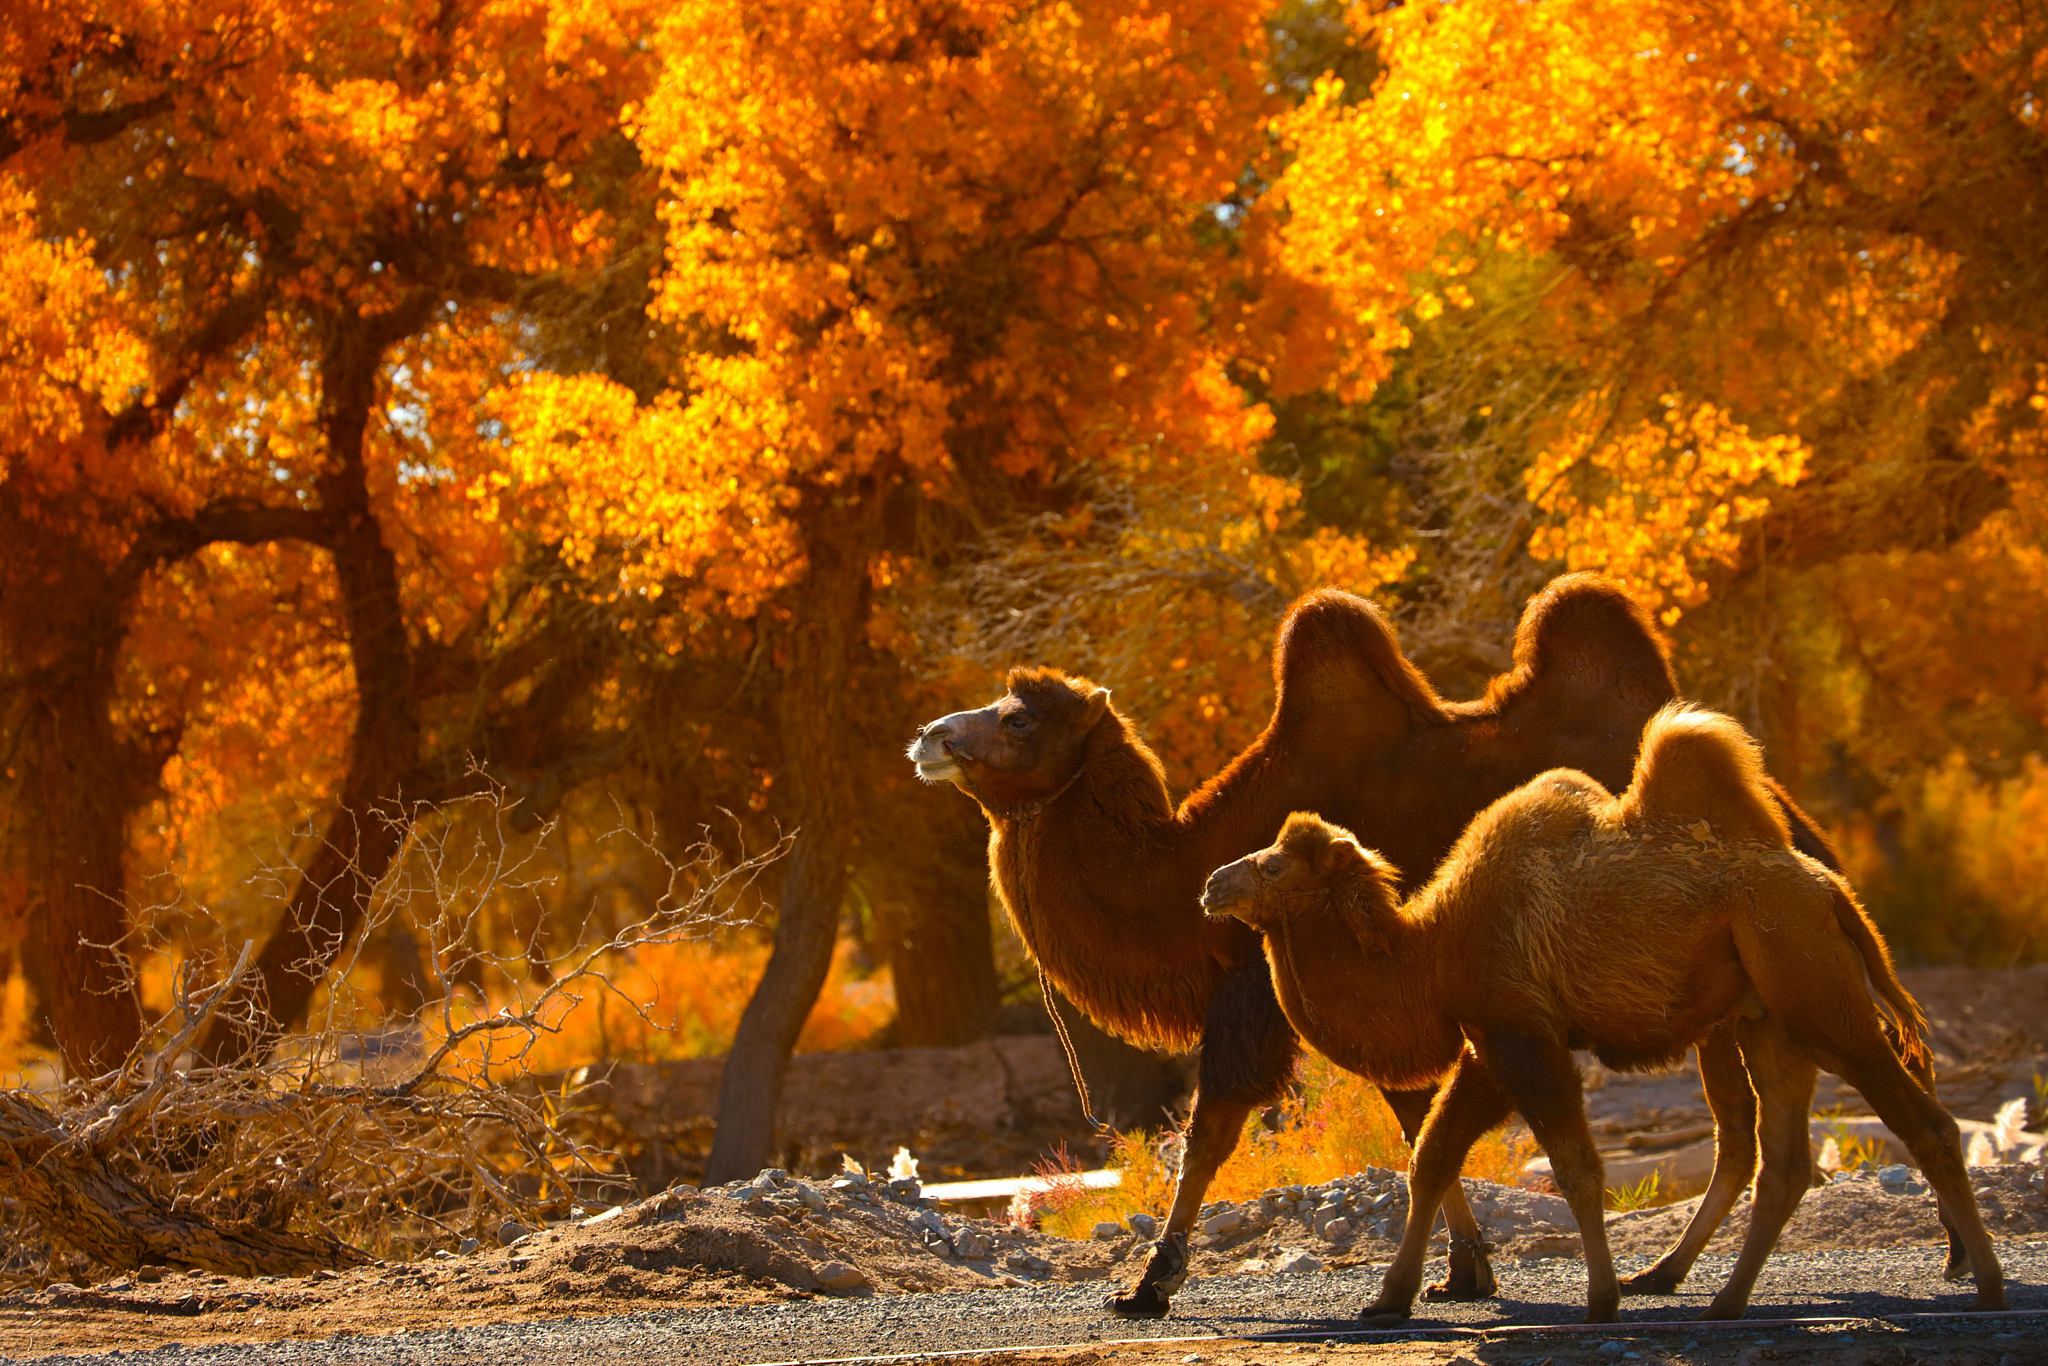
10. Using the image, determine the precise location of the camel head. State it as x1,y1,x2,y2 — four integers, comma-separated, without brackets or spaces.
1200,812,1399,933
906,667,1115,813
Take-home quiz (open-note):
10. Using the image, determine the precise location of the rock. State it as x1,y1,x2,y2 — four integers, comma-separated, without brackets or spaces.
1322,1217,1353,1241
888,1177,922,1202
815,1261,870,1293
1005,1253,1053,1276
756,1168,790,1185
794,1184,828,1214
458,1237,479,1255
952,1228,993,1259
136,1266,167,1283
1128,1212,1159,1240
498,1220,533,1245
1273,1250,1324,1274
1201,1207,1243,1236
1091,1221,1124,1241
431,1249,455,1260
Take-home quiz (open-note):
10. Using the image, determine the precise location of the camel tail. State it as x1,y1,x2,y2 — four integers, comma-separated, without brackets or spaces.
1830,879,1931,1071
1624,704,1792,846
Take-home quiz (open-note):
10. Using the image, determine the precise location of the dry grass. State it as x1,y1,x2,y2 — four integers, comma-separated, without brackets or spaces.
1024,1052,1539,1234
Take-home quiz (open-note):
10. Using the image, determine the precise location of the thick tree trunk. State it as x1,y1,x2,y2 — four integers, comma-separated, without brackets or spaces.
2,522,156,1079
866,788,999,1047
199,304,429,1063
703,515,870,1184
23,692,149,1079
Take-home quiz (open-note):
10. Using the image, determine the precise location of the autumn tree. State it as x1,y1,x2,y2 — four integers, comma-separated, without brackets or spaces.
485,0,1404,1177
1272,0,2048,948
0,0,664,1072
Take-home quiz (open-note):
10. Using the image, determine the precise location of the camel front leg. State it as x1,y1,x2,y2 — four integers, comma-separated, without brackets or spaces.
1381,1084,1496,1300
1104,957,1299,1319
1621,1023,1756,1295
1473,1027,1620,1323
1363,1053,1513,1325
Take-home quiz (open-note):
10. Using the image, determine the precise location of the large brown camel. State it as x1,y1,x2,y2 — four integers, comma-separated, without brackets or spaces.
1200,709,2004,1324
908,575,1859,1317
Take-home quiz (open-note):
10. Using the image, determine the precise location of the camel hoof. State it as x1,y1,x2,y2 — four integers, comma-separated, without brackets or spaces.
1696,1302,1744,1322
1943,1254,1973,1283
1104,1234,1188,1318
1103,1286,1172,1319
1420,1263,1495,1302
1359,1309,1411,1329
1618,1266,1682,1296
1975,1289,2010,1312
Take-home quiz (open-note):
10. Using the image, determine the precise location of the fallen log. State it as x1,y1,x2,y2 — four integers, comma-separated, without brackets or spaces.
0,1087,371,1277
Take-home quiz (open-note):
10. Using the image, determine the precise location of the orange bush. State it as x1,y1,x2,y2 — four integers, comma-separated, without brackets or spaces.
1030,1051,1538,1233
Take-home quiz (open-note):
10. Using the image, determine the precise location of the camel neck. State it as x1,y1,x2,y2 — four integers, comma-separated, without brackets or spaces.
1270,889,1458,1089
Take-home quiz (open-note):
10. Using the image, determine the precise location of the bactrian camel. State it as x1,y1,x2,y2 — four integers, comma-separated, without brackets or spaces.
1200,706,2003,1324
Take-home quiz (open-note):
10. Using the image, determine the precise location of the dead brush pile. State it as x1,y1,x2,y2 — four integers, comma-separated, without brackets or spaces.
0,792,788,1289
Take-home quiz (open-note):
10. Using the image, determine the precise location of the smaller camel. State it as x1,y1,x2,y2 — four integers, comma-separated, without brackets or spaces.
1199,706,2004,1324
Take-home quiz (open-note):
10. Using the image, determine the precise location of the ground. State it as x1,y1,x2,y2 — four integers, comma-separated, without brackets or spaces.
4,968,2045,1364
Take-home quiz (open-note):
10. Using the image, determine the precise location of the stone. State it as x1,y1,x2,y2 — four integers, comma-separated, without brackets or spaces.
795,1184,829,1214
888,1177,922,1202
953,1228,994,1259
498,1221,533,1245
1272,1250,1323,1274
1128,1213,1159,1240
1201,1207,1243,1237
815,1261,870,1293
756,1168,790,1185
458,1238,479,1255
1322,1217,1353,1241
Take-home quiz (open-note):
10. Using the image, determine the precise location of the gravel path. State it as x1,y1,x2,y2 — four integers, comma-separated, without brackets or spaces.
16,1243,2045,1366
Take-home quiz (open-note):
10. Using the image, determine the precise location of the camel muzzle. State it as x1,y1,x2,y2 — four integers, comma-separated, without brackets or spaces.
1199,862,1258,921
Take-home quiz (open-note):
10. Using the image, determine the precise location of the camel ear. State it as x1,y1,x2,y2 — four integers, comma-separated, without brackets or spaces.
1083,686,1113,724
1317,831,1370,874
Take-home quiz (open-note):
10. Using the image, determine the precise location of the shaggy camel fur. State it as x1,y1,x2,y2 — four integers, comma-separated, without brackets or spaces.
1201,708,2004,1324
908,575,1858,1317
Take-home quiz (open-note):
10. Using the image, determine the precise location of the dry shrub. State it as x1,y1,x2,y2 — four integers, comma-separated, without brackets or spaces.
1840,753,2048,965
0,788,790,1287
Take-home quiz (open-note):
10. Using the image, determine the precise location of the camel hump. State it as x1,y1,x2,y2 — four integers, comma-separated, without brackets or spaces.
1272,588,1445,729
1624,705,1791,844
1491,573,1677,720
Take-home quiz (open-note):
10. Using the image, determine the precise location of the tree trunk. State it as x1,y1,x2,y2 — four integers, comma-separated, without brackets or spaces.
2,520,157,1079
866,787,999,1047
199,303,430,1063
703,513,871,1184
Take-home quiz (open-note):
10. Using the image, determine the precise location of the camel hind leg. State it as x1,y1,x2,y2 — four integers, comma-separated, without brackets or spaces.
1620,1022,1757,1295
1699,1015,1817,1320
1736,899,2006,1312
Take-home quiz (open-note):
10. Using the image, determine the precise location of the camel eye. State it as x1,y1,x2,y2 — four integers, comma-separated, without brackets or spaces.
1006,713,1030,731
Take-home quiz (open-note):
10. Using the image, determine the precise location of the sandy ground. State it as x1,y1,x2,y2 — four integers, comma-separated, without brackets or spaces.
7,966,2046,1362
5,1162,2044,1360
